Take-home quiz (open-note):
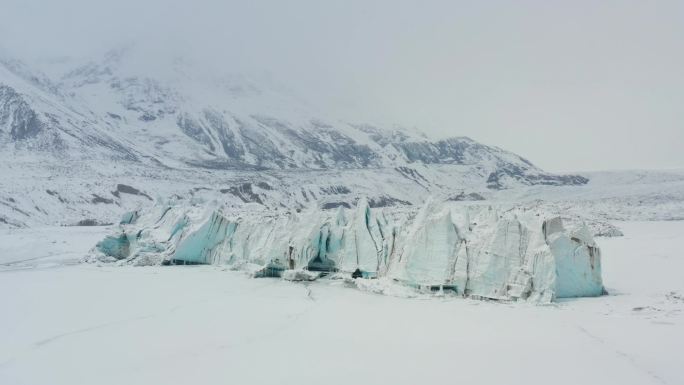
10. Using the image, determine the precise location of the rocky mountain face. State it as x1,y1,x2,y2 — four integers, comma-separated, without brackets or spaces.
0,49,588,227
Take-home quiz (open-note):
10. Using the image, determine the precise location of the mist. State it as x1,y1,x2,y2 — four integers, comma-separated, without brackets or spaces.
2,0,683,172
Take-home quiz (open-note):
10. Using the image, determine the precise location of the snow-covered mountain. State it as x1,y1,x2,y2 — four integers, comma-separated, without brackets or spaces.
1,49,587,178
1,48,591,227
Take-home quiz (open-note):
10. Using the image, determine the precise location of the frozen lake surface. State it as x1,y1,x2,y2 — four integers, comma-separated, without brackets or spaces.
1,222,682,385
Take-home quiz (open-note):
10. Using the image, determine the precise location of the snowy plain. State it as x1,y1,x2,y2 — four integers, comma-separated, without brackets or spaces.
0,221,682,385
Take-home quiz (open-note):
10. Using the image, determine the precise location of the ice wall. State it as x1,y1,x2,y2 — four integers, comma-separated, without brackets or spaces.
92,199,605,302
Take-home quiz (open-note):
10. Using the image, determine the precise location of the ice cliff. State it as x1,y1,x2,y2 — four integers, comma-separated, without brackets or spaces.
91,199,605,302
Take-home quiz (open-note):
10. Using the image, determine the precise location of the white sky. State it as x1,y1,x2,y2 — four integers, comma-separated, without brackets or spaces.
2,0,683,172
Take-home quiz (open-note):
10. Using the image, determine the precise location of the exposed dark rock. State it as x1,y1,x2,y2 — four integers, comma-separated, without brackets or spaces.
392,137,470,164
0,85,45,140
320,185,351,195
91,194,114,204
307,255,337,272
204,109,245,161
488,166,589,190
487,172,504,190
0,200,30,217
368,196,412,208
321,202,351,210
447,192,486,201
253,263,286,278
163,259,206,266
185,159,265,170
45,190,67,203
75,219,109,226
234,117,289,168
395,166,428,188
111,184,152,200
252,115,380,168
138,112,157,121
256,182,272,190
176,113,214,150
220,183,264,204
44,190,67,203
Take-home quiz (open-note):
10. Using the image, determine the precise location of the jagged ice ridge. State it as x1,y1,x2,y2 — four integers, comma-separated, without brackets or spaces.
92,199,604,302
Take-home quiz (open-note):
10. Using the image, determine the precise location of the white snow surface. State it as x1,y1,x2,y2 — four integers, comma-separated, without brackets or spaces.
0,221,682,385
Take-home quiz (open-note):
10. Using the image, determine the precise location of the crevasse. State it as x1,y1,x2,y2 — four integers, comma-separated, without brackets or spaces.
93,199,604,302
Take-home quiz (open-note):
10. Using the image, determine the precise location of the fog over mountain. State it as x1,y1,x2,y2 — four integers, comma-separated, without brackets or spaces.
3,0,683,171
1,45,596,228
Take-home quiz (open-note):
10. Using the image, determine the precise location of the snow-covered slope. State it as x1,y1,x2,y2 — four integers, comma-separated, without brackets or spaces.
3,49,681,230
0,49,592,227
1,49,588,178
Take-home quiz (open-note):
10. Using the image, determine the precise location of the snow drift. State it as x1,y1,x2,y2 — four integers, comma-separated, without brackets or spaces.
91,200,605,302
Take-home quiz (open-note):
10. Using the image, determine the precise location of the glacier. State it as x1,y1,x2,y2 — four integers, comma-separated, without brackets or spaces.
91,199,604,302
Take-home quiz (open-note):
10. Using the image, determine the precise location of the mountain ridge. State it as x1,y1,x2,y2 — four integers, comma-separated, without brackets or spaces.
0,51,583,178
0,49,591,227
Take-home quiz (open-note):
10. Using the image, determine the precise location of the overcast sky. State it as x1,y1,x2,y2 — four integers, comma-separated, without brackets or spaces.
2,0,683,172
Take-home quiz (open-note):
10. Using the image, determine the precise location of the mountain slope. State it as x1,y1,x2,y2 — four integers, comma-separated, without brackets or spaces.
0,49,589,227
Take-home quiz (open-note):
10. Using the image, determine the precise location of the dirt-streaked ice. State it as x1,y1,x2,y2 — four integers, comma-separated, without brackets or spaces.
92,199,604,301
